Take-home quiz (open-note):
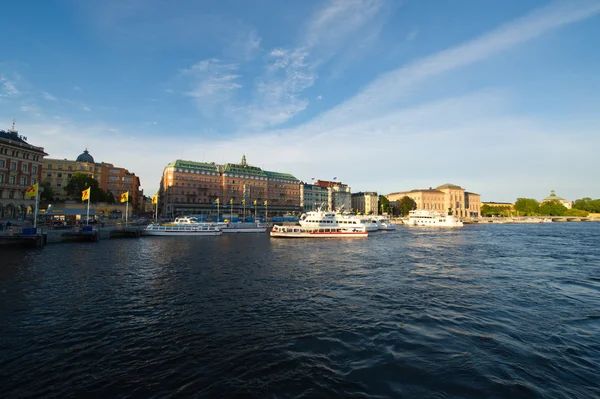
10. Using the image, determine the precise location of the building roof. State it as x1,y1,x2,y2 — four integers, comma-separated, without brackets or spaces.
465,191,481,196
542,190,567,202
264,170,299,181
0,129,48,154
168,159,219,172
75,149,95,163
224,162,267,177
436,183,463,190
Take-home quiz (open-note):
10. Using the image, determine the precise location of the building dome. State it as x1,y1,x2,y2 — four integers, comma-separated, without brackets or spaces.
542,190,565,202
76,149,95,163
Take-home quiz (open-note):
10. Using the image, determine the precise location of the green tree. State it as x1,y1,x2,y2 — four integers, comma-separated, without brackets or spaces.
106,192,115,204
514,198,540,216
480,204,495,217
573,197,600,213
397,196,417,216
65,173,107,202
564,208,589,217
539,200,567,216
39,180,54,203
378,195,391,214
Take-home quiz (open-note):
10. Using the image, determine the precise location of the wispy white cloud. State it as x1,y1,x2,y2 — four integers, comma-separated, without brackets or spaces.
319,0,600,126
237,0,388,129
180,59,242,112
406,27,418,42
0,75,19,97
72,85,82,91
42,91,57,101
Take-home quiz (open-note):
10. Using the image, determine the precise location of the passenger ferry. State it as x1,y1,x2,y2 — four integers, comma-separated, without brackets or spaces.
170,216,267,233
270,224,368,238
143,224,222,236
371,216,397,231
405,210,463,228
299,210,378,231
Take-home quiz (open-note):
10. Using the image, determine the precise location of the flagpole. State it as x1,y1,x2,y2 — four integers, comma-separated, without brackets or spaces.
155,196,158,223
86,196,90,226
217,201,220,222
266,201,268,223
125,199,129,224
34,186,39,229
254,202,257,222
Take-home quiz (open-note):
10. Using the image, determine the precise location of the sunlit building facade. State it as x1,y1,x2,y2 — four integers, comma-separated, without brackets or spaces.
300,183,329,212
351,191,378,214
387,183,481,217
43,149,142,211
0,125,47,218
160,155,301,217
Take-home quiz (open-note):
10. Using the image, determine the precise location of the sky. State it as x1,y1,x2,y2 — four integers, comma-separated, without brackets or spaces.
1,0,599,203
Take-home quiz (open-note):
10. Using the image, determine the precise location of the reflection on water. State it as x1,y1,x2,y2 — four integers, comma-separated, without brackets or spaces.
1,223,599,398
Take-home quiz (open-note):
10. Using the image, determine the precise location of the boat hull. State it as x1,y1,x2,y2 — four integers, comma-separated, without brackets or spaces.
142,230,222,236
270,230,368,238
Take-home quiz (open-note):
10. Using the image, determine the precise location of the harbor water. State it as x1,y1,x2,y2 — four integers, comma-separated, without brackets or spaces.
1,223,599,398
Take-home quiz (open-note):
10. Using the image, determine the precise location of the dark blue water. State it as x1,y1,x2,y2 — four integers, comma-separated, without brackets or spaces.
1,223,599,398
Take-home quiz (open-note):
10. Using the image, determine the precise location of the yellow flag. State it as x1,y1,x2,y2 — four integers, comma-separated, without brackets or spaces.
151,193,158,204
263,200,268,206
229,198,233,205
25,183,38,197
120,191,129,203
82,187,91,201
241,199,245,205
252,200,257,205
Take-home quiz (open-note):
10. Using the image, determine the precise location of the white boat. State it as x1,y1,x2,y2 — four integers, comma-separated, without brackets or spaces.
299,210,378,231
367,215,397,231
219,222,269,233
270,224,368,238
143,224,222,236
406,210,463,227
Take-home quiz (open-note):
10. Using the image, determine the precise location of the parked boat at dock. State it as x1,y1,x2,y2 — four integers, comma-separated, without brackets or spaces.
406,210,463,227
143,224,222,236
270,224,368,238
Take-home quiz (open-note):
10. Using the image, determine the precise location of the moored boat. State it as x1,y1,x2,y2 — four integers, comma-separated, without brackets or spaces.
143,224,222,236
219,222,269,233
406,210,463,227
270,224,368,238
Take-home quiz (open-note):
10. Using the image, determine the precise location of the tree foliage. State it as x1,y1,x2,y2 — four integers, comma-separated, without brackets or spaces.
40,180,54,203
564,208,589,217
397,196,417,217
572,197,600,213
65,173,107,202
378,195,391,214
480,204,512,217
539,200,567,216
514,198,540,216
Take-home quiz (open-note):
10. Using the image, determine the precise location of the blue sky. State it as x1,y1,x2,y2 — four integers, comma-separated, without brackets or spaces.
1,0,599,202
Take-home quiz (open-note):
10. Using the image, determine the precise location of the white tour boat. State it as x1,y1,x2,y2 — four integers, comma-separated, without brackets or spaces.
372,216,397,231
299,210,378,231
219,222,269,233
143,224,222,236
270,224,368,238
405,210,463,227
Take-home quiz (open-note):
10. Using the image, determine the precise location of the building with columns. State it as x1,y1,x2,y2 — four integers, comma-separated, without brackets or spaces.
159,155,301,218
387,183,481,217
0,125,47,219
351,191,378,214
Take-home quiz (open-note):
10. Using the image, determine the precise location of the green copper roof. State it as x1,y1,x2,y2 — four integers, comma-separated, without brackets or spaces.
223,163,267,177
168,160,218,172
542,190,566,202
264,170,299,181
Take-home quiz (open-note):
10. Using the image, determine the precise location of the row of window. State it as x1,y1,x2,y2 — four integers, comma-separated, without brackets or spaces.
46,164,96,172
0,175,37,185
0,147,42,161
0,159,39,173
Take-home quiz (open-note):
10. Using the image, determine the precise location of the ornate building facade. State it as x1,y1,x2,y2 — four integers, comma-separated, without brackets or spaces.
159,155,301,217
351,191,378,214
387,183,481,217
43,149,142,211
0,125,47,219
541,190,572,209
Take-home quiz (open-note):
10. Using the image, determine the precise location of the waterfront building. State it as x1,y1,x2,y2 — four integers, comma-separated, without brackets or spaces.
159,155,301,218
43,149,142,211
351,191,378,214
0,123,47,219
387,183,481,217
541,190,572,209
313,180,351,212
300,182,329,212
